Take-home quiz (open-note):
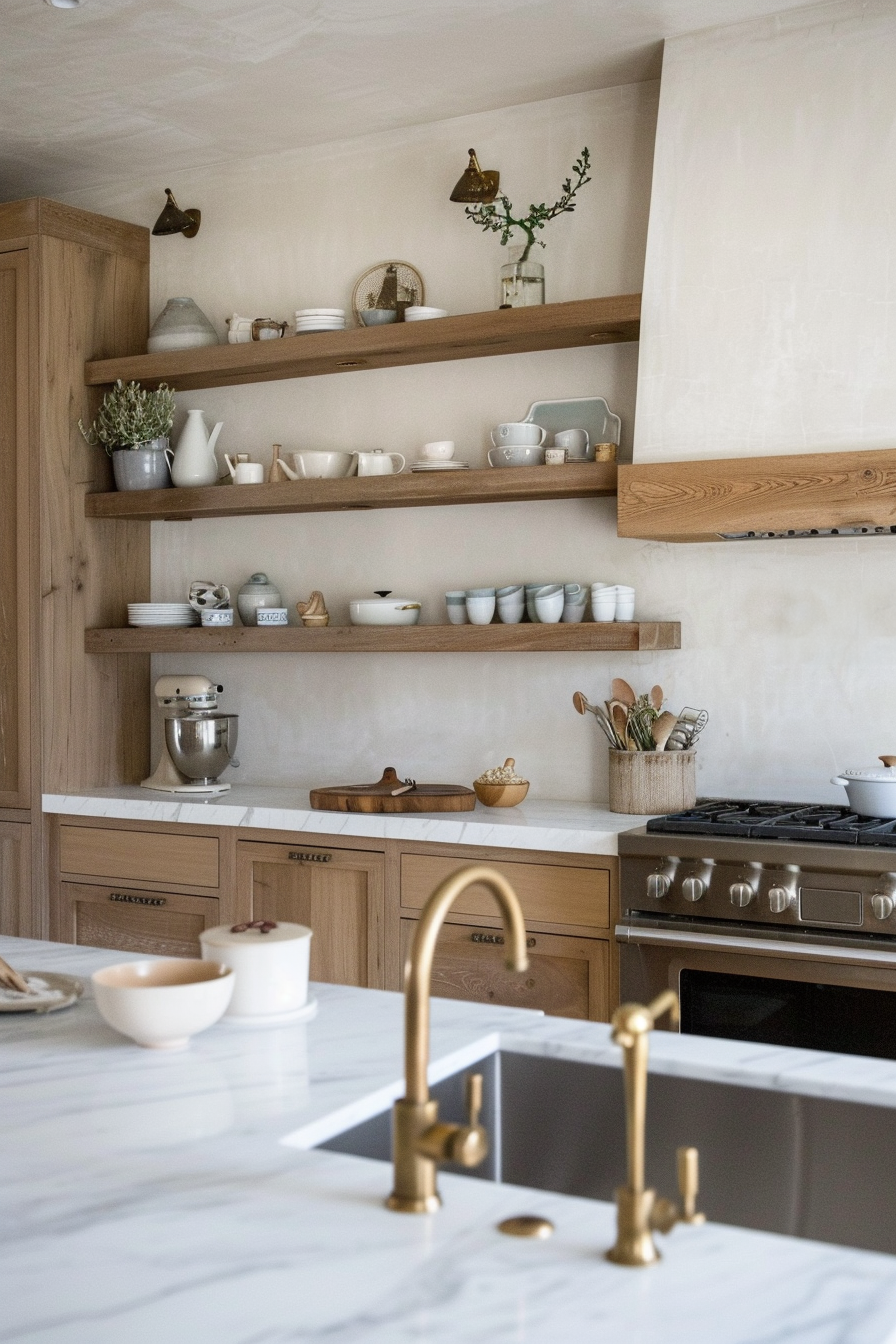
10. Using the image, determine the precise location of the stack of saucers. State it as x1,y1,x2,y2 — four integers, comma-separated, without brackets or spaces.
410,460,470,472
128,603,199,628
295,309,346,334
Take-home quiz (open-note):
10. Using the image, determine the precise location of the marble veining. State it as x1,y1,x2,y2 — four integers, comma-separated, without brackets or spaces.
5,934,896,1341
42,788,652,856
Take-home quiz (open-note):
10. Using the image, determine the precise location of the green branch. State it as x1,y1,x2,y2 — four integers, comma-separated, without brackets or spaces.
464,148,592,262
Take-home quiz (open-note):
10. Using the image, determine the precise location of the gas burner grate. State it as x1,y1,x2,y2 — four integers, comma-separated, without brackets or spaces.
646,801,896,845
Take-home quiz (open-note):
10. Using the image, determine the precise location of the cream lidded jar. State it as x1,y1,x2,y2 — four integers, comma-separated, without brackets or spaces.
199,920,314,1024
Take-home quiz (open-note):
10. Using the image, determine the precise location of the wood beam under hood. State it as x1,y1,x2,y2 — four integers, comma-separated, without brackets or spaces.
617,447,896,542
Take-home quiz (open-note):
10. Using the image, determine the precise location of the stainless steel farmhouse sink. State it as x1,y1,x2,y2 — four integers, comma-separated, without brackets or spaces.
319,1052,896,1256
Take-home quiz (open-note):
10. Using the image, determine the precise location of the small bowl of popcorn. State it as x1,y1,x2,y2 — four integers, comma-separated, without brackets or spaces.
473,758,530,808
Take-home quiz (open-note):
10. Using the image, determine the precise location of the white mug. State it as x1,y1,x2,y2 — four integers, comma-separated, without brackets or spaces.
554,428,590,456
491,423,546,447
420,440,455,461
352,450,406,476
233,462,264,484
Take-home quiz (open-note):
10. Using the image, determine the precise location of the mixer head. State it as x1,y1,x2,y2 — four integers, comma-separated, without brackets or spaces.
153,674,223,712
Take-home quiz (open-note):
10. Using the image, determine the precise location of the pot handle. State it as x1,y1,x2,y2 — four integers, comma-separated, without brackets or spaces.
830,776,849,786
164,448,175,471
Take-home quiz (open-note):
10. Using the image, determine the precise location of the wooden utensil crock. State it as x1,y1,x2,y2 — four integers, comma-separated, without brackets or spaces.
608,749,696,815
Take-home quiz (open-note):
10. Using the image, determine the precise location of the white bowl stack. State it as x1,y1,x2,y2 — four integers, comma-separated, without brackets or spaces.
295,308,346,334
128,603,199,628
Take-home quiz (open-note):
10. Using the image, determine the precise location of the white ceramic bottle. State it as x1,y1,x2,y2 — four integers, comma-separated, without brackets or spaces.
171,409,223,487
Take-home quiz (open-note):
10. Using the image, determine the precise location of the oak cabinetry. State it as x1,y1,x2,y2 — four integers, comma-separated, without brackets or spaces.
56,883,220,958
236,840,386,989
400,853,609,931
0,822,32,936
58,825,219,889
399,920,609,1020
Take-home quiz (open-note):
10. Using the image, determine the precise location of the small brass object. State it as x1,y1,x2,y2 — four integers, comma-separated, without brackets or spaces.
450,149,500,204
151,188,201,239
497,1215,555,1239
606,992,704,1267
387,865,528,1213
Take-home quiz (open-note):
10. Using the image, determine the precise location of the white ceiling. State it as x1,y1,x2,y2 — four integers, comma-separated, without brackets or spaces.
1,0,821,200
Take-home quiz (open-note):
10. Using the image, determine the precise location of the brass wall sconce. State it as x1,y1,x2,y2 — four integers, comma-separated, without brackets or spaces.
152,189,201,239
449,149,500,204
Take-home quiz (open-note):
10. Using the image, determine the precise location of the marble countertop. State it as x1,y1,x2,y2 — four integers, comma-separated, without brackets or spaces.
42,787,653,855
4,933,896,1342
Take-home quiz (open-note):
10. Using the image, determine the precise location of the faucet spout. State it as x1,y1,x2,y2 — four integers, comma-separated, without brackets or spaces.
387,864,528,1213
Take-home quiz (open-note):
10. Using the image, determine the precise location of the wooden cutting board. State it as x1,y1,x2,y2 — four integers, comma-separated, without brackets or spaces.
310,766,476,814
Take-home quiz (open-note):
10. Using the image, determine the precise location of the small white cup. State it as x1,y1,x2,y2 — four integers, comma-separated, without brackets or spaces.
420,440,455,461
534,585,564,624
592,590,617,622
496,591,525,624
491,423,546,447
466,590,496,625
445,591,469,625
554,429,590,457
233,462,264,485
615,595,636,621
201,607,234,627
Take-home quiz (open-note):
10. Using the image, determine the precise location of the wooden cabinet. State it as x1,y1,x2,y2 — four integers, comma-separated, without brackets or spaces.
0,822,32,936
59,824,219,889
401,853,609,931
57,882,219,958
399,920,609,1020
237,840,385,988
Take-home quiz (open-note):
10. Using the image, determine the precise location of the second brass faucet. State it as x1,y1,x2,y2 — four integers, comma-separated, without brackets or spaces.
387,864,528,1213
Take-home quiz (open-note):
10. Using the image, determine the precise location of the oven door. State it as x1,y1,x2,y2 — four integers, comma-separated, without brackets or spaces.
617,918,896,1060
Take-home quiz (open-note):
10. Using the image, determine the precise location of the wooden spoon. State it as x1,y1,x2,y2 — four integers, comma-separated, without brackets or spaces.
650,685,664,710
651,711,679,752
611,678,637,708
0,954,34,995
611,703,630,747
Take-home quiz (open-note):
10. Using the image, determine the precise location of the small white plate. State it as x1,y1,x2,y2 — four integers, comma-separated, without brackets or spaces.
410,461,470,471
0,971,83,1013
223,996,318,1028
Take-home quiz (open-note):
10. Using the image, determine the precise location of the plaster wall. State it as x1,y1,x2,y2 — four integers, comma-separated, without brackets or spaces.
64,52,896,807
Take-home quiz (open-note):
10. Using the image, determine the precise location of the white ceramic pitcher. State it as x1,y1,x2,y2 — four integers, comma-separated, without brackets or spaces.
351,450,406,476
171,409,224,487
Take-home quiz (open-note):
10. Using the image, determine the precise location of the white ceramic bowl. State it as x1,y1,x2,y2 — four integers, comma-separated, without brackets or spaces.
92,959,234,1050
360,309,398,326
488,446,546,469
491,423,546,447
287,450,356,479
534,585,564,623
404,307,448,321
350,596,422,626
200,922,312,1020
420,440,455,461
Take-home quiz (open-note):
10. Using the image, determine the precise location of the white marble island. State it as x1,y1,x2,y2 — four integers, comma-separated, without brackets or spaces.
4,934,896,1343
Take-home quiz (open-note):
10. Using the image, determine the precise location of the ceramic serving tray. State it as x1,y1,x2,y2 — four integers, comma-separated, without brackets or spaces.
524,397,621,455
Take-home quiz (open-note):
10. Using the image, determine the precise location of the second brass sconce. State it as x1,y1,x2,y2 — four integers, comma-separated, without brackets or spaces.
449,149,500,204
152,188,201,239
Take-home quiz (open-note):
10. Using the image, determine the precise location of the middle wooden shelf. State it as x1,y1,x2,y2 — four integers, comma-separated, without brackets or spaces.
85,622,681,654
85,461,618,522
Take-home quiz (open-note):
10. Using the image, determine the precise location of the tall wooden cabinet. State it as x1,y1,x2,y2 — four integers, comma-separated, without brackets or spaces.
0,199,150,936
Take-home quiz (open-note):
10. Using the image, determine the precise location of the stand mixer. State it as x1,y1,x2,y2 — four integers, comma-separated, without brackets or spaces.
141,675,239,794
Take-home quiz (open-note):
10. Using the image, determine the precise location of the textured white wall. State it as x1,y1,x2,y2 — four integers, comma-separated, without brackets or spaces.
635,0,896,464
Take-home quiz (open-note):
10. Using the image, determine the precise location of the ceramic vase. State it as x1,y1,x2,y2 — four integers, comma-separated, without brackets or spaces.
148,297,218,354
111,440,173,491
170,410,223,488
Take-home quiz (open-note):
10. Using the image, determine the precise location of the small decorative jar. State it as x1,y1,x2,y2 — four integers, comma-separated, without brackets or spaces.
148,297,218,353
236,573,282,626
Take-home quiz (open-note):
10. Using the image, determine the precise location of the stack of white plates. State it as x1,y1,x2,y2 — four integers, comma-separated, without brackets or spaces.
128,603,199,627
295,308,346,334
410,460,470,472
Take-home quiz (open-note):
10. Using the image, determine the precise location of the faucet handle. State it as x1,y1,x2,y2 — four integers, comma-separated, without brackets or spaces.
677,1146,706,1225
466,1072,483,1129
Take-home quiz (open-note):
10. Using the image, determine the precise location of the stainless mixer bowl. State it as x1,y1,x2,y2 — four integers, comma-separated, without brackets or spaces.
165,713,239,784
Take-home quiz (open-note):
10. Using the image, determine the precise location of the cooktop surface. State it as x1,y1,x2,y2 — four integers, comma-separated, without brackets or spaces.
646,801,896,846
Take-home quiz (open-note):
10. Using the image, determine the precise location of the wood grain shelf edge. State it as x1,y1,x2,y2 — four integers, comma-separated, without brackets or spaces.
85,621,681,655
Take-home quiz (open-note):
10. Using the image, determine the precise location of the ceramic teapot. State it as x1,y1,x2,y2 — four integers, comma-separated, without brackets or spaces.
171,409,224,488
351,450,406,477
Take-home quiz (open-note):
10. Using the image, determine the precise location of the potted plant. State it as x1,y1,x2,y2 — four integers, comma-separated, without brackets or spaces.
79,379,176,491
462,148,592,307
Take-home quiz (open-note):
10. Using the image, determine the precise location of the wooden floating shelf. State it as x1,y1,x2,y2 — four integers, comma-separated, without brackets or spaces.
617,447,896,542
84,295,641,392
85,622,681,655
84,462,618,522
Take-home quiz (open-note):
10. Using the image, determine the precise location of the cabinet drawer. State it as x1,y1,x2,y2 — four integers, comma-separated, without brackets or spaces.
58,882,219,958
400,919,609,1020
400,854,609,930
59,825,219,889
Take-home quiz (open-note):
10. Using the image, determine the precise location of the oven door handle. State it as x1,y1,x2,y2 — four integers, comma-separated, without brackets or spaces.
615,923,896,968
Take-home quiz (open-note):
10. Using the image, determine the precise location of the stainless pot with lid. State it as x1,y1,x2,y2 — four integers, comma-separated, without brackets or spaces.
832,755,896,817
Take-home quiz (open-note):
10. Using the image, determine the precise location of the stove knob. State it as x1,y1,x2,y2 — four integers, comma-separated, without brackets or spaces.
768,886,795,914
729,882,755,908
646,874,671,900
872,894,895,921
682,877,705,903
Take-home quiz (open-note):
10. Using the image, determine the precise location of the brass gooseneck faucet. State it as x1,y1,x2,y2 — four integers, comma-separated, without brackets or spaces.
387,865,528,1213
607,991,705,1266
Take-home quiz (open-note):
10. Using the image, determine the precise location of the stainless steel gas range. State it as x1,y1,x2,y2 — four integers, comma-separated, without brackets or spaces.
618,802,896,1060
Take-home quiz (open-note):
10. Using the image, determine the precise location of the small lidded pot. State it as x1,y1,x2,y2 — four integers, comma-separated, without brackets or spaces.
199,920,313,1022
236,572,282,626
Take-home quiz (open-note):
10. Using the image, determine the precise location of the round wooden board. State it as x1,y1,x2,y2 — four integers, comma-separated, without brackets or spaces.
310,767,475,814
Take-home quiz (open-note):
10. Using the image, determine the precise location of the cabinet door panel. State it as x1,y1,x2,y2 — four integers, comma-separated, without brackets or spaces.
0,822,31,936
57,882,219,958
400,853,609,930
400,919,609,1020
238,842,385,988
0,250,31,809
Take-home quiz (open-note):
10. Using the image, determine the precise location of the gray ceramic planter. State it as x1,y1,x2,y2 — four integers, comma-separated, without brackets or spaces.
111,440,173,491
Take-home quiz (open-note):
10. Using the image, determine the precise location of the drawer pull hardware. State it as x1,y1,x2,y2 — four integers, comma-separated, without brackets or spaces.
471,933,536,947
109,893,167,907
288,851,333,863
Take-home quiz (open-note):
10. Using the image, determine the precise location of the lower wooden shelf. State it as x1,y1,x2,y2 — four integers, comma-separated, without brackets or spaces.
85,622,681,654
